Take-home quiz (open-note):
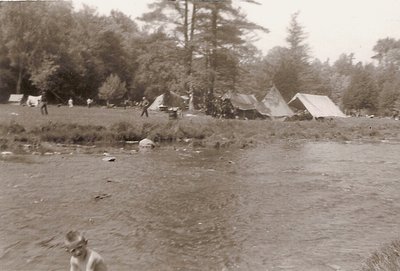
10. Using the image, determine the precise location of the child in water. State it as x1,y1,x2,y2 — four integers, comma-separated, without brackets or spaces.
64,231,107,271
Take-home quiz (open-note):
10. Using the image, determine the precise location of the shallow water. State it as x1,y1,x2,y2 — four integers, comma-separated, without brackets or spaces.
1,141,400,271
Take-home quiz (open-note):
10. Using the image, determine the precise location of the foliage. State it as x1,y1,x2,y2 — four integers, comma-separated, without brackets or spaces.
131,31,184,100
29,56,60,92
261,13,318,102
372,37,400,68
333,53,356,75
140,0,268,109
0,1,400,115
0,68,14,103
272,53,299,101
343,64,379,112
286,11,310,65
378,74,400,115
98,74,127,102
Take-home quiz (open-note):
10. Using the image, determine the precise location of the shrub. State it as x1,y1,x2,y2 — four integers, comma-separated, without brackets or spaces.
98,74,127,103
109,121,142,141
0,123,26,134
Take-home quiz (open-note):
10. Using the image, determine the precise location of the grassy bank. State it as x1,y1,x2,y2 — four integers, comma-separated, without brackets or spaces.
362,241,400,271
1,104,400,153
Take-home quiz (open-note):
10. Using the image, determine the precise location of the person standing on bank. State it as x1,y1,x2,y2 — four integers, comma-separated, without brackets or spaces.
68,97,74,108
140,96,150,117
123,98,129,109
87,98,93,108
40,92,48,115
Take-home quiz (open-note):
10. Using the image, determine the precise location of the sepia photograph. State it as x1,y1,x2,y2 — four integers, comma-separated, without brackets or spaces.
1,0,400,270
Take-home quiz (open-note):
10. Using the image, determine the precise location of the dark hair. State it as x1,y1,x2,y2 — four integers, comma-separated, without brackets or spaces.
65,230,85,243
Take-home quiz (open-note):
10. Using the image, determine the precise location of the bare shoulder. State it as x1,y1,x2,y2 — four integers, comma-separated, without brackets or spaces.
88,250,107,271
70,257,80,271
70,256,79,265
89,249,105,262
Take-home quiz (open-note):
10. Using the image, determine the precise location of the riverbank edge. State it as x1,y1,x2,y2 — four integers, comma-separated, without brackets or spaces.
1,117,400,154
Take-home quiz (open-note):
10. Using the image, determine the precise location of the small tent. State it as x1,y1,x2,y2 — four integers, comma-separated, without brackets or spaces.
288,93,346,118
222,92,258,110
8,94,23,104
149,91,186,110
222,92,269,119
26,95,42,107
261,86,294,117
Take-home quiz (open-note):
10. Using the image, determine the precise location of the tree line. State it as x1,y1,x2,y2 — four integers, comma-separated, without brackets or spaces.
1,0,400,115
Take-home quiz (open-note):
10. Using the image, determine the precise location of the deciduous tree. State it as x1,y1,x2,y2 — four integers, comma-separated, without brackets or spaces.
98,74,127,104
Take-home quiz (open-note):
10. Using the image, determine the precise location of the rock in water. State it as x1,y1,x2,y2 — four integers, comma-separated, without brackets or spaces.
102,156,116,162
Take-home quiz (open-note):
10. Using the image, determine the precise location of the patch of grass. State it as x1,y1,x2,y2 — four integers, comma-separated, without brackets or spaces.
1,105,400,150
31,123,106,144
109,121,143,141
1,122,26,134
0,155,36,164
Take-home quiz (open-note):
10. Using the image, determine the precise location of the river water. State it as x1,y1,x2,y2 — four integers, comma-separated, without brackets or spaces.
1,141,400,271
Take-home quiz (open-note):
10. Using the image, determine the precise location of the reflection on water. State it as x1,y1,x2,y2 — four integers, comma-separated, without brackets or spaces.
136,142,400,271
129,149,244,270
2,142,400,270
114,142,400,270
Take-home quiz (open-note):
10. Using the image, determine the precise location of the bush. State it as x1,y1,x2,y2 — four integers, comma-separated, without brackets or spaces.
109,121,142,141
98,74,127,103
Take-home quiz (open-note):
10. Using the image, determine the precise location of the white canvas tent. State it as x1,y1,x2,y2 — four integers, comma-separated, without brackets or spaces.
149,94,164,110
26,95,42,107
288,93,346,118
149,91,186,110
8,94,23,104
261,86,294,117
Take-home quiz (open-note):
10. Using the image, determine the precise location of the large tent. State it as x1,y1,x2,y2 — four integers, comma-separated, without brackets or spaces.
288,93,346,118
8,94,23,104
149,91,186,110
222,92,270,118
261,86,294,117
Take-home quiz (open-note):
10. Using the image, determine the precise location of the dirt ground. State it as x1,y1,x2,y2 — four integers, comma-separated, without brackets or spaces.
1,141,400,271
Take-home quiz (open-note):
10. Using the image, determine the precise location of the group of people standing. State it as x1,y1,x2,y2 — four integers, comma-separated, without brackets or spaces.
39,92,150,117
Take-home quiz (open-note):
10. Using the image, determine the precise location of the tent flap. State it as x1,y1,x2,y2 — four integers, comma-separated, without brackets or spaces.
261,86,294,117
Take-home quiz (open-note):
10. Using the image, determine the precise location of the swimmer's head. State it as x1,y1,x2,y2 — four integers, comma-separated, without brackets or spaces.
64,231,88,258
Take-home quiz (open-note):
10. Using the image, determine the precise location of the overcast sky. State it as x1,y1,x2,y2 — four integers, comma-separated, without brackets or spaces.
72,0,400,63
